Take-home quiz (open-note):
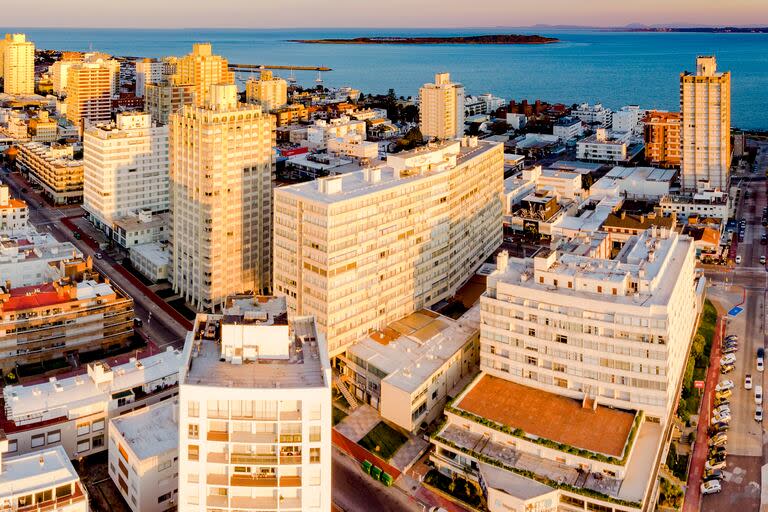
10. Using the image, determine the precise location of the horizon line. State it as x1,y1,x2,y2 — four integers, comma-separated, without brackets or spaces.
2,24,768,31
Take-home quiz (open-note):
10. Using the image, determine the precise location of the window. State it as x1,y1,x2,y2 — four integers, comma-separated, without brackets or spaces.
47,430,61,444
77,422,90,437
612,288,617,295
188,424,199,439
528,328,536,337
31,434,45,448
34,490,52,504
526,356,538,366
158,459,172,472
77,439,90,453
7,440,17,453
597,286,602,293
158,492,172,503
310,447,320,463
92,435,104,449
187,401,199,417
92,419,105,432
188,444,199,461
309,426,321,442
556,334,568,344
55,484,72,499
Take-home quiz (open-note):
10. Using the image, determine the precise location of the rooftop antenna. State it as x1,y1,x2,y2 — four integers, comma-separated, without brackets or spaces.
288,68,297,84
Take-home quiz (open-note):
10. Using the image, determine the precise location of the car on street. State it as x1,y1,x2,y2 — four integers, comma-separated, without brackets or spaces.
704,469,723,481
716,380,734,392
706,458,727,471
746,374,753,389
712,410,731,423
94,253,103,260
701,480,722,495
709,433,727,447
762,256,767,265
735,255,742,264
756,385,763,405
714,389,732,401
721,354,736,366
720,364,735,374
756,406,763,422
758,348,765,372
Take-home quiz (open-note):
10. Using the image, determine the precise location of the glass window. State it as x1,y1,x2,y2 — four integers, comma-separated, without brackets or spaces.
92,419,105,432
31,434,45,448
47,430,61,444
77,422,90,437
77,439,90,453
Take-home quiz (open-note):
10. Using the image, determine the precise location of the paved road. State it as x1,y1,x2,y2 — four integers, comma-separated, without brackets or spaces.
332,448,424,512
0,167,187,351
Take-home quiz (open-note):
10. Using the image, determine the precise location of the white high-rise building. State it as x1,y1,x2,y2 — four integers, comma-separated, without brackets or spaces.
178,295,332,512
135,58,164,98
170,84,275,311
419,72,465,140
1,33,35,95
83,112,170,236
680,55,731,192
274,137,504,356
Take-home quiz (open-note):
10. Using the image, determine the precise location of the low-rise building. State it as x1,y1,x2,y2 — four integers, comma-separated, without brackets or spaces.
0,184,27,233
552,116,583,141
326,132,378,161
590,166,676,201
0,257,135,371
571,102,612,129
273,103,309,127
612,105,647,136
506,133,561,160
1,347,182,459
0,443,88,512
660,189,731,220
304,116,366,151
129,241,170,282
643,111,681,168
0,232,81,286
577,129,637,163
109,400,179,512
112,210,169,249
28,110,58,142
340,307,480,432
16,142,83,204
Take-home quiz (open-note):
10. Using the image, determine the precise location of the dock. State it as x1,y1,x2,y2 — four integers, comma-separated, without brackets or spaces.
228,63,332,72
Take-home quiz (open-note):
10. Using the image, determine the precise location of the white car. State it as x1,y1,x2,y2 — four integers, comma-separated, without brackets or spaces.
720,354,736,366
712,411,731,424
756,385,763,405
713,404,731,414
701,479,722,494
735,255,742,264
716,380,735,392
756,406,763,422
746,374,753,389
761,255,767,265
706,458,727,471
758,357,764,372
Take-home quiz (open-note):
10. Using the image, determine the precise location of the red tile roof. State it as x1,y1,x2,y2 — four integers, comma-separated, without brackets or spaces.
3,283,70,312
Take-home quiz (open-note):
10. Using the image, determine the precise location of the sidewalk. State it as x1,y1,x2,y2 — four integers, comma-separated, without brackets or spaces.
683,314,724,512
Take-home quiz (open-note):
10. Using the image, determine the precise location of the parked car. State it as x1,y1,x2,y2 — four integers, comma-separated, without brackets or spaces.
725,334,738,341
756,406,763,422
94,253,103,260
713,404,731,413
714,397,729,407
758,348,765,372
714,389,732,401
710,421,730,433
704,469,723,481
762,255,767,265
720,364,735,374
706,458,727,471
746,374,753,390
721,354,737,366
701,480,722,495
736,255,742,264
716,380,735,391
712,411,731,424
709,433,727,447
756,385,763,405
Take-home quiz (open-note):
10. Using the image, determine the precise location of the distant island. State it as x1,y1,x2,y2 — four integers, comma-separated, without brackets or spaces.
625,26,768,33
291,34,559,45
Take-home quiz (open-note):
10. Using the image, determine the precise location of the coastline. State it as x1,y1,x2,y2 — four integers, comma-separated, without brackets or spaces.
290,35,559,45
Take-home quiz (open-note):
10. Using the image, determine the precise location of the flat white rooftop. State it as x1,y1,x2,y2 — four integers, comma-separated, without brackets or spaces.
3,348,183,426
130,242,170,266
0,445,79,499
111,400,178,460
347,307,479,394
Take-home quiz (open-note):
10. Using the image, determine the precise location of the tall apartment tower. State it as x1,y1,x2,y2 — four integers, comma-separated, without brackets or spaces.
178,295,332,512
274,138,504,356
83,112,170,234
680,56,731,192
134,58,164,97
171,43,234,107
170,84,275,311
65,63,113,129
1,33,35,95
419,72,465,140
245,69,288,112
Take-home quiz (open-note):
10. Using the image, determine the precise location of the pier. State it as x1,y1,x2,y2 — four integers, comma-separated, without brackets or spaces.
228,63,332,72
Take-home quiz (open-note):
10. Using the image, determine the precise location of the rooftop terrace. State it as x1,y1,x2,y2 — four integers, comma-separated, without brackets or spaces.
111,400,178,460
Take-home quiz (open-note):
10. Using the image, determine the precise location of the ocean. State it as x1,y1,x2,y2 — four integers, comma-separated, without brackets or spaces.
5,27,768,129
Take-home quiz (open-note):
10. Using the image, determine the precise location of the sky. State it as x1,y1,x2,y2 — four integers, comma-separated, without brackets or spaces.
2,0,767,28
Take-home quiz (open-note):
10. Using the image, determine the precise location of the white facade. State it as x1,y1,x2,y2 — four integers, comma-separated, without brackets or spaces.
419,73,465,140
178,296,332,512
680,56,731,192
274,138,504,357
1,348,182,460
577,129,630,162
1,33,35,95
83,112,170,234
130,241,170,282
481,228,698,425
49,59,80,96
0,184,27,233
135,59,164,98
0,233,81,287
326,132,378,160
612,105,647,136
660,189,730,220
571,103,612,128
170,84,275,310
112,210,169,248
0,444,88,512
305,116,366,151
552,116,583,141
109,400,179,512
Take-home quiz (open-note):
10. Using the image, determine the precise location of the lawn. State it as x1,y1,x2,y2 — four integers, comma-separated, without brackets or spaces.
357,421,408,461
332,407,348,426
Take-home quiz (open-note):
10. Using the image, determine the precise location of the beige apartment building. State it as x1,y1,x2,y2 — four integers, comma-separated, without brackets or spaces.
170,84,275,311
16,142,83,204
245,69,288,112
145,81,196,125
419,72,465,140
65,62,113,129
274,137,504,357
644,111,681,168
171,43,234,107
680,55,731,192
1,33,35,95
0,257,135,372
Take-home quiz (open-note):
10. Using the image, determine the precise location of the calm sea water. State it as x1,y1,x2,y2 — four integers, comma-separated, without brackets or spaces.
5,27,768,129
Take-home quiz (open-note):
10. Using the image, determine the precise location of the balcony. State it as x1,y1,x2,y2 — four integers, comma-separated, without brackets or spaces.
230,474,277,487
207,430,229,442
230,496,278,509
230,453,278,465
206,495,228,508
206,473,228,486
231,431,278,444
280,454,302,465
16,483,87,512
